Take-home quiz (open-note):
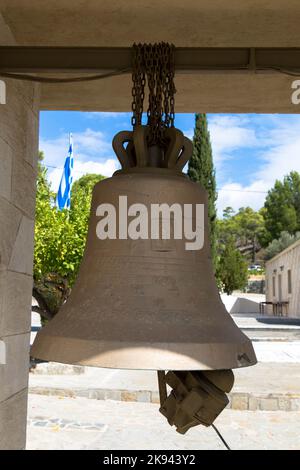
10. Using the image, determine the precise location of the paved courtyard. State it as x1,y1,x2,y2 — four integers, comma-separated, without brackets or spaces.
28,306,300,449
27,394,300,450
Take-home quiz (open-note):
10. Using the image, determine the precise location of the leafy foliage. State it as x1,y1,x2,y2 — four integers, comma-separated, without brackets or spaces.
33,153,104,319
216,238,248,295
265,231,300,260
262,171,300,246
34,157,104,284
217,206,265,263
188,113,217,268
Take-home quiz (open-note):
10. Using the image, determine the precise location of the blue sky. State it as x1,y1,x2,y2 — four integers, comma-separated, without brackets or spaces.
39,112,300,215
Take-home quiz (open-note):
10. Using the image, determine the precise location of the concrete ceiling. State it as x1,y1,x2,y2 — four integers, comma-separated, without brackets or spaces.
1,1,300,112
2,0,300,47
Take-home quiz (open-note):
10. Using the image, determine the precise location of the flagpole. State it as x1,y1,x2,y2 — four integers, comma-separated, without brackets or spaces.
68,132,73,218
56,132,74,211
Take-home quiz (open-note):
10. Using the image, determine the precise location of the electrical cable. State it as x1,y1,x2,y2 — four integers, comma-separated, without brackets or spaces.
258,66,300,77
212,424,231,450
0,68,131,83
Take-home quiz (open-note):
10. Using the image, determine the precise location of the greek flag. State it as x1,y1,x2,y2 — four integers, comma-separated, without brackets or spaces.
56,134,74,210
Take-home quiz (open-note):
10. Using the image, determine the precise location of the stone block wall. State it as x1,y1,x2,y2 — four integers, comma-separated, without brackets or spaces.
0,79,40,449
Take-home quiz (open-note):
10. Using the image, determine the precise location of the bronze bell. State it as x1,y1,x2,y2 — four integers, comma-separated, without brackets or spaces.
31,125,256,433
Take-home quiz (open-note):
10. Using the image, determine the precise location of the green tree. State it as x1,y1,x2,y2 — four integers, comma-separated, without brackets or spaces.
263,171,300,245
233,207,265,262
33,156,104,320
217,207,237,246
217,206,265,262
216,238,248,295
223,206,235,220
188,113,217,267
69,173,105,255
265,231,300,260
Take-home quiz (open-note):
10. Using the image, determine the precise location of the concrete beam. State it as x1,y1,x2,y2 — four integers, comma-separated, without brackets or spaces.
1,47,300,74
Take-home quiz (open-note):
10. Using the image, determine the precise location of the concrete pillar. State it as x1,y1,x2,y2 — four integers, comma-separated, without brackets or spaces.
0,78,40,449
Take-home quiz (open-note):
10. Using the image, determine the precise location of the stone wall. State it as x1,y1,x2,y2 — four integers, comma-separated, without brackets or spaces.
0,79,40,449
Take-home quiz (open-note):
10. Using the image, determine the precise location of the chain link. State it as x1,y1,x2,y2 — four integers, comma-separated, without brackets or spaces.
131,42,176,145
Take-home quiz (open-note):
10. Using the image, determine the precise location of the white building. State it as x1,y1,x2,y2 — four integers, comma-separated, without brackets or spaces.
265,239,300,318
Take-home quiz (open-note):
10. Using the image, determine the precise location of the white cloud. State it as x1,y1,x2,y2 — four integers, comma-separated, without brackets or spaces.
40,128,119,192
49,159,119,193
217,116,300,215
185,115,258,170
73,129,112,155
39,135,69,168
40,128,113,166
209,121,257,164
217,181,268,215
84,112,123,119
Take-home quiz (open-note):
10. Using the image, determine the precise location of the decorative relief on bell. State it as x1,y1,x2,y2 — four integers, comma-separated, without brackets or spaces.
112,125,193,172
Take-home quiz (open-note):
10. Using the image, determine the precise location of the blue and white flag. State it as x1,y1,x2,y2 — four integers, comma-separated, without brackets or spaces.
56,133,74,210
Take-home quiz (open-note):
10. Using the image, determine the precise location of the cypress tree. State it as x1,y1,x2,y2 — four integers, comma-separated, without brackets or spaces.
188,113,217,267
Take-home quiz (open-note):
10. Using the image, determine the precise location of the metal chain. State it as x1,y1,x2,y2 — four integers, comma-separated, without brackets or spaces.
131,44,145,128
131,42,176,145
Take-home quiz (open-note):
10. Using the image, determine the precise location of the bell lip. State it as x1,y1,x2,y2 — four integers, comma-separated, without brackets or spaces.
31,334,257,371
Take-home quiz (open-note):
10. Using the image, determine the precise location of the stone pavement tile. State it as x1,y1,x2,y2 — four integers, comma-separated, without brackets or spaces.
26,394,300,450
29,366,158,391
233,362,300,394
253,342,300,363
29,361,300,399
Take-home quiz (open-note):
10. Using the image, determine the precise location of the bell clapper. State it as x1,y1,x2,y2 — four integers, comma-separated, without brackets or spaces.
157,371,168,406
157,369,235,434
